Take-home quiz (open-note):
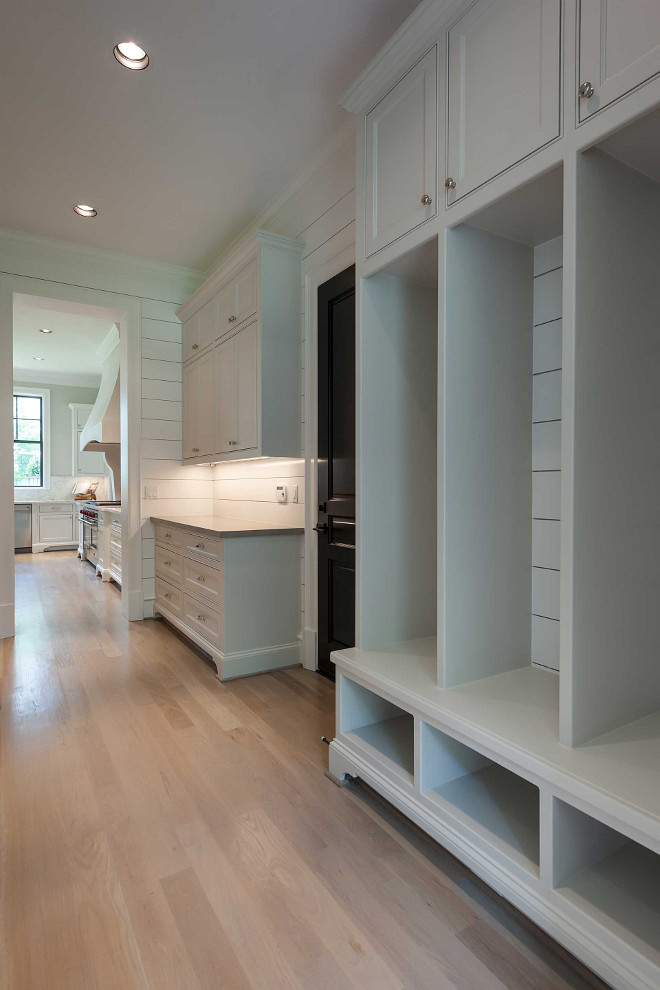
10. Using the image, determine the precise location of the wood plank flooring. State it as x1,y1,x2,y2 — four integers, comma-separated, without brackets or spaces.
1,551,608,989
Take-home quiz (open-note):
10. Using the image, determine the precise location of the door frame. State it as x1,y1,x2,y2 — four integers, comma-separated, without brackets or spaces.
302,240,355,670
0,274,143,635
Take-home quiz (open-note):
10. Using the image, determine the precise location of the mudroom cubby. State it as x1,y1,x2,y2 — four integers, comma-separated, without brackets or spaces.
442,166,564,688
358,238,438,652
552,799,660,973
339,675,415,785
420,723,540,877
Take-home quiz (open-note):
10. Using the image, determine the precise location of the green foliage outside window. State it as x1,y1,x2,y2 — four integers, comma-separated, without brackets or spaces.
13,394,43,487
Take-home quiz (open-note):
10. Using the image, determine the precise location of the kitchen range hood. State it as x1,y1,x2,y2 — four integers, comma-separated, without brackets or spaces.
80,326,121,496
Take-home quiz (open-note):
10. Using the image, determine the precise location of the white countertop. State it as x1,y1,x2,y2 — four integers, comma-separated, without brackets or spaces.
150,514,303,538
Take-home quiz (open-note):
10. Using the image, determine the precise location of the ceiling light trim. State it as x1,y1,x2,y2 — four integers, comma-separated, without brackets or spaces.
113,42,150,70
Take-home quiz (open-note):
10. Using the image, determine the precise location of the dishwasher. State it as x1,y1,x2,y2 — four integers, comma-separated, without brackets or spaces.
14,504,32,552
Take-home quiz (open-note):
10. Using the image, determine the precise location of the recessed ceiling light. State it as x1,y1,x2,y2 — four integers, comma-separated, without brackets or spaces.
113,41,149,70
33,356,45,361
39,328,53,334
73,204,97,218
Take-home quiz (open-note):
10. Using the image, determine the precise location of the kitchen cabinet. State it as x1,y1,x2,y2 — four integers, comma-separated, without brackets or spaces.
182,297,214,362
578,0,660,121
365,47,437,257
446,0,561,203
69,403,105,476
33,502,76,552
214,323,258,456
182,350,213,460
178,230,303,464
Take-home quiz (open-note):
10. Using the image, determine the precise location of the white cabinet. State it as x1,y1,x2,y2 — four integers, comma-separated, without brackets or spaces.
182,297,214,362
33,502,76,552
69,403,105,476
446,0,561,203
578,0,660,121
214,323,258,456
178,231,303,464
365,47,437,257
182,350,213,460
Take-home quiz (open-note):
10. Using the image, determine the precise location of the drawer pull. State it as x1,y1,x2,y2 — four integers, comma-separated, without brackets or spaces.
195,543,205,549
196,614,206,622
165,532,172,538
197,576,206,582
164,593,171,599
164,560,171,566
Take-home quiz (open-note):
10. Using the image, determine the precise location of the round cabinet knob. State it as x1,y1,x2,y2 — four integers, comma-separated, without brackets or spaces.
579,81,595,99
445,177,457,190
228,315,236,323
421,194,432,206
192,343,199,350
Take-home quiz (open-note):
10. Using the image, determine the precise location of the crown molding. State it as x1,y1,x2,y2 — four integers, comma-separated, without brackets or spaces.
0,226,205,305
339,0,462,115
13,369,101,388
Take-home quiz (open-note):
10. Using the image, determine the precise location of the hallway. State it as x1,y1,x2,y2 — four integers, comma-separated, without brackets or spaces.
2,552,603,989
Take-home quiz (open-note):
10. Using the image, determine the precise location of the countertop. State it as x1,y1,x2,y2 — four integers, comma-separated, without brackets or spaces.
150,514,303,538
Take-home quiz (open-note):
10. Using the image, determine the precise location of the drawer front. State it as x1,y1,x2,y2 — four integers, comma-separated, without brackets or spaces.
156,578,182,619
155,545,183,585
181,531,223,567
183,556,224,608
38,502,73,513
155,524,182,548
183,594,224,649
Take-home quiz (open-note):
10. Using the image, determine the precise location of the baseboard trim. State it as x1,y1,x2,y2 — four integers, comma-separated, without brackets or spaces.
0,601,15,640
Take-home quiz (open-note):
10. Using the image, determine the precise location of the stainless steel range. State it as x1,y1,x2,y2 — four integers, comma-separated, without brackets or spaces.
79,500,120,566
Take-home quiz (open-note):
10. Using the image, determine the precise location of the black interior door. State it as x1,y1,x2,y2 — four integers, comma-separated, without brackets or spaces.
317,265,356,678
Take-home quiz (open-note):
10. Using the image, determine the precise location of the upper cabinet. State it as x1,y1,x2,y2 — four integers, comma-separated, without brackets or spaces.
179,231,303,464
69,403,106,477
578,0,660,121
365,47,437,257
446,0,561,204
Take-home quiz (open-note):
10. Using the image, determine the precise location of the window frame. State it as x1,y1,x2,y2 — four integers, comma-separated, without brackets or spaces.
13,386,51,491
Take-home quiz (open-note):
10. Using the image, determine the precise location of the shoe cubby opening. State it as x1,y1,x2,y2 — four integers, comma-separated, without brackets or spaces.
442,166,563,688
420,722,540,875
564,108,660,744
358,237,438,652
553,798,660,964
339,675,414,781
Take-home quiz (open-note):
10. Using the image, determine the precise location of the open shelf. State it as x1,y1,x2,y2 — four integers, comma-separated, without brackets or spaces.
340,676,414,783
553,799,660,965
421,722,539,875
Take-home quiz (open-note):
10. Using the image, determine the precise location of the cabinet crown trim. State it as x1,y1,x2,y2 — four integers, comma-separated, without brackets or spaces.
177,229,303,323
339,0,458,115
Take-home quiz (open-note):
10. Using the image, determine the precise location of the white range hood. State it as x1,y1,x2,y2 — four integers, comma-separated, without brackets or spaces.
80,327,121,496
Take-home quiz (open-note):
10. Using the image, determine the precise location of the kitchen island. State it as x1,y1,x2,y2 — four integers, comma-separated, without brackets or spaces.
151,514,303,680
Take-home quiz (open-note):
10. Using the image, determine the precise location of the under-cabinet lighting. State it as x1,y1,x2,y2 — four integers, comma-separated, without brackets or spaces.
73,204,97,218
113,41,149,70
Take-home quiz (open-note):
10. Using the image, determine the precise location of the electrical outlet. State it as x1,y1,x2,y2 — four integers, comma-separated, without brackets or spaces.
145,483,159,499
276,485,288,503
291,485,299,503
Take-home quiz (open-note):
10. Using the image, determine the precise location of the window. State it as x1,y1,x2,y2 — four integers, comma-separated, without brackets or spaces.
13,388,50,489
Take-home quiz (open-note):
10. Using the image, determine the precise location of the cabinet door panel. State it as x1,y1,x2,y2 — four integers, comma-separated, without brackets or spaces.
235,323,259,452
78,439,106,476
197,298,215,352
447,0,561,202
182,314,198,362
39,514,74,543
234,259,258,326
579,0,660,120
196,350,214,458
214,338,236,455
365,47,437,257
182,362,197,459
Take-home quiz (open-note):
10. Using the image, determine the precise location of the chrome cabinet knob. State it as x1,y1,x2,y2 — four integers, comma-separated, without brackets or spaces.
445,177,457,190
421,194,432,206
579,81,595,99
192,343,199,350
228,315,236,323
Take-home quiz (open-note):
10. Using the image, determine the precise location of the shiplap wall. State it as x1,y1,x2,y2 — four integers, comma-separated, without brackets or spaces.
141,299,213,616
531,236,562,672
209,127,356,647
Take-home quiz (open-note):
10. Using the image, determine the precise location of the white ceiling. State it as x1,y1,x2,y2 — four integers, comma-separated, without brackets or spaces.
0,0,419,272
13,294,119,378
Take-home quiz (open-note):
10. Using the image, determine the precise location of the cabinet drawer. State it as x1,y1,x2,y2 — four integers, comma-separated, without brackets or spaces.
156,578,182,619
182,531,223,567
155,524,182,548
183,556,224,608
183,593,224,650
155,545,183,585
38,502,73,513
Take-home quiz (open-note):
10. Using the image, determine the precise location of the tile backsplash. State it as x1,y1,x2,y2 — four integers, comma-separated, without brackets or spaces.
14,475,110,502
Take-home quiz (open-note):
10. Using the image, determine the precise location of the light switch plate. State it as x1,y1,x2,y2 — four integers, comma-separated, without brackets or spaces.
145,483,159,499
291,485,299,503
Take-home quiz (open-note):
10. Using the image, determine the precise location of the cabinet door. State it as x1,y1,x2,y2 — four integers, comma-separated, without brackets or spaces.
234,259,258,326
447,0,561,203
215,281,234,339
78,435,106,476
182,361,198,459
39,514,74,543
365,47,437,257
196,350,214,458
214,337,236,455
182,313,198,362
234,323,259,452
197,298,215,353
579,0,660,120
